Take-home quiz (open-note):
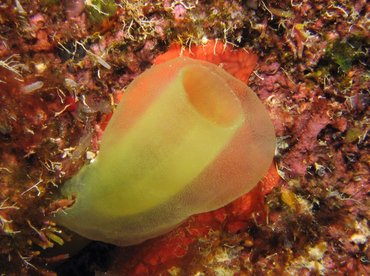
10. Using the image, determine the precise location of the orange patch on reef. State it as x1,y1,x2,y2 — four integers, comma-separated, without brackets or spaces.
108,41,279,275
154,40,258,83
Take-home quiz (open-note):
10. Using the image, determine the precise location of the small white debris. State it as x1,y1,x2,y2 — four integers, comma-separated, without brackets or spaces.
86,151,96,162
23,81,44,93
350,233,367,244
35,63,47,73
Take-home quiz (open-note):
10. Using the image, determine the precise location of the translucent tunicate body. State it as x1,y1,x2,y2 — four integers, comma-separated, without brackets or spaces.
56,57,276,245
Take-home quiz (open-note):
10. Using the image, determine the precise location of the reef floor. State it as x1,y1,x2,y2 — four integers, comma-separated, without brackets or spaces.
0,0,368,274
